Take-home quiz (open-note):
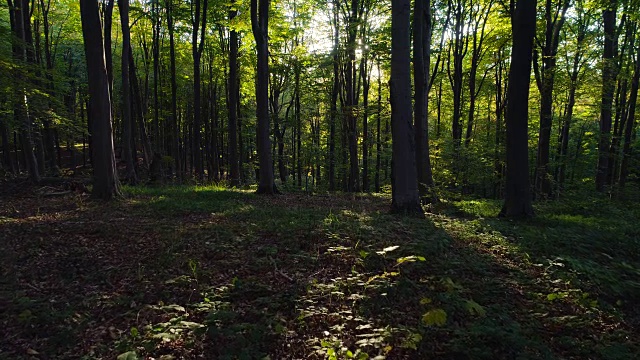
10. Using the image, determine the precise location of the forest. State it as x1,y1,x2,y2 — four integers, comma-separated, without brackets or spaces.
1,0,639,358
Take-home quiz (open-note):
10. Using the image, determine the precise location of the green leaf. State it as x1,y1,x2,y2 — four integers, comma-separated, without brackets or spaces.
117,351,138,360
422,308,447,326
465,299,486,317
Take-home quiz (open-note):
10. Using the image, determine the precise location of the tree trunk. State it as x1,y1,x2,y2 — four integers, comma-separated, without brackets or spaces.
118,0,137,184
413,0,435,201
192,0,208,180
534,0,570,198
375,58,382,192
500,0,536,218
252,0,277,194
596,1,617,192
328,0,339,191
619,37,640,189
81,0,120,200
167,0,181,181
362,55,370,192
103,0,114,104
9,0,40,183
129,48,153,166
228,2,240,186
346,0,360,192
390,0,421,215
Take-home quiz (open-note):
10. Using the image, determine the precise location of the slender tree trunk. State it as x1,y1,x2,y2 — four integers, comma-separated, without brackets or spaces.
192,0,208,180
619,39,640,189
375,58,382,192
228,2,240,186
103,0,114,104
167,0,181,181
328,0,339,191
500,0,536,218
118,0,137,184
152,0,161,153
390,0,421,214
129,48,153,166
295,63,302,187
413,0,435,201
81,0,120,199
362,55,370,192
534,0,570,197
9,0,40,183
346,0,360,192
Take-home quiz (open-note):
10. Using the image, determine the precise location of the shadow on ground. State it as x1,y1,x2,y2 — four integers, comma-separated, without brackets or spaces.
1,184,638,359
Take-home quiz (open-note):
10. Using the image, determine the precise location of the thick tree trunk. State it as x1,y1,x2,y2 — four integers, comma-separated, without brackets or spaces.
1,118,12,172
500,0,536,218
596,2,617,192
390,0,421,215
252,0,277,194
81,0,120,200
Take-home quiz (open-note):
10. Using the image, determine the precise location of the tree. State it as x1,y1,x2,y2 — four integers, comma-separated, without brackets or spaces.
595,0,617,192
251,0,277,194
500,0,536,218
118,0,137,184
533,0,570,198
80,0,121,200
228,0,240,187
413,0,436,201
191,0,208,180
390,0,421,214
8,0,40,183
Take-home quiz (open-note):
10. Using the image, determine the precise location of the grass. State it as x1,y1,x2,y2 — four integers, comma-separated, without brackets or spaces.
1,183,639,359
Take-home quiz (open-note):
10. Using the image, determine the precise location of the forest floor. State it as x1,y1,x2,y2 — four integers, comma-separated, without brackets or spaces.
1,180,640,360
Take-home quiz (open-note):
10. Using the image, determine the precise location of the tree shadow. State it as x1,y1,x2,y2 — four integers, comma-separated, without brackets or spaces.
1,188,638,359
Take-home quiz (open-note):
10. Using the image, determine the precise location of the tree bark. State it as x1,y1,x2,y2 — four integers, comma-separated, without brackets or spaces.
118,0,137,184
166,0,181,181
251,0,277,194
500,0,536,218
596,1,617,192
192,0,208,180
80,0,121,200
533,0,570,198
228,2,240,186
390,0,421,215
413,0,436,201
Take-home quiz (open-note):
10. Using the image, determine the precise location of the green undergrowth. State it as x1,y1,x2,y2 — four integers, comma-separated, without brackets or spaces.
1,184,638,359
